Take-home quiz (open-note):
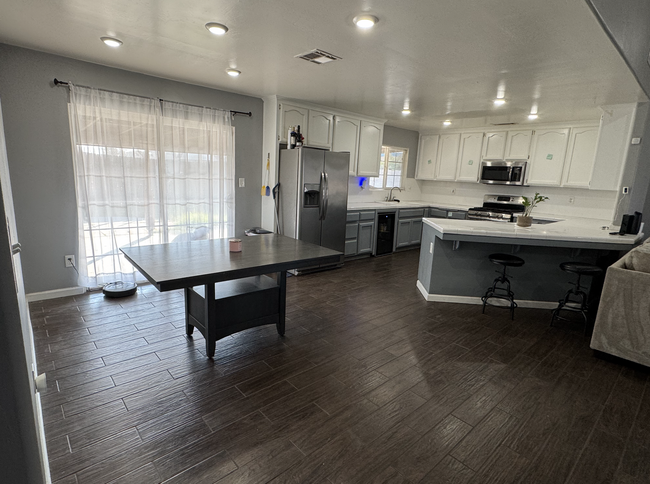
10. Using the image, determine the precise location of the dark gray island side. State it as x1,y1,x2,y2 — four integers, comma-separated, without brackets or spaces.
417,218,642,308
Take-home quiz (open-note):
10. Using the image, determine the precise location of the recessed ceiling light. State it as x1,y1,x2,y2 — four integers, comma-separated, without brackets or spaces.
205,22,229,35
402,109,411,115
353,15,378,29
100,37,123,48
226,68,241,77
528,104,538,119
443,120,452,126
493,99,506,106
528,114,538,120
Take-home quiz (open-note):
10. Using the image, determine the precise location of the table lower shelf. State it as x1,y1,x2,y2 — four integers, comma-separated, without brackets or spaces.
185,274,286,357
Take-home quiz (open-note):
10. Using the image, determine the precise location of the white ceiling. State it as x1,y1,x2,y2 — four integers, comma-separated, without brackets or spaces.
0,0,646,132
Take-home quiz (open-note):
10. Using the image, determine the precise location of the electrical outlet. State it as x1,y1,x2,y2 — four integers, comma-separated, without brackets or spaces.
65,255,75,268
429,242,433,254
238,178,245,188
622,187,629,194
569,197,575,204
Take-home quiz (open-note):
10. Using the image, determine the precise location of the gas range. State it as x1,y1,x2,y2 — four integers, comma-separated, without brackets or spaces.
467,194,525,222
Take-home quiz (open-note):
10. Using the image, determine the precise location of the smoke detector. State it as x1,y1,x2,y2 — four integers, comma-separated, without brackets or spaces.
295,49,342,65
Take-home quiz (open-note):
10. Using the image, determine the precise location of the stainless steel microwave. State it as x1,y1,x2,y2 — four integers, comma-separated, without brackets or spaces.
479,160,527,186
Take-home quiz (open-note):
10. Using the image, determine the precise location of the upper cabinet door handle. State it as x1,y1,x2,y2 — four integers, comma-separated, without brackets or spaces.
11,243,21,254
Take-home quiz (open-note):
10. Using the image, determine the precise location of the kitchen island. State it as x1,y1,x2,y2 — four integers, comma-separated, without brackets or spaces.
417,217,643,308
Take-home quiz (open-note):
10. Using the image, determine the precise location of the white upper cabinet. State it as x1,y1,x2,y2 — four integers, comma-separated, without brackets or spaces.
276,100,385,177
357,120,384,177
415,135,440,180
561,126,599,188
456,132,483,182
435,133,461,180
590,104,636,191
504,130,532,159
307,109,333,148
482,131,507,160
527,128,570,186
332,115,360,175
280,103,308,143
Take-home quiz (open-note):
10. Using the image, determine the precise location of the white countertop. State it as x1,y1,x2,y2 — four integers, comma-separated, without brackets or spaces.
423,216,643,246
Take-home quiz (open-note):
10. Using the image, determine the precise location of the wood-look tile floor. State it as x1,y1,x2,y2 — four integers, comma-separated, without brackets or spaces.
31,249,650,484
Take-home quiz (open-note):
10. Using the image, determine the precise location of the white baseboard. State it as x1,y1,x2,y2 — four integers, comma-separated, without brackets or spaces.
26,286,86,302
416,280,557,310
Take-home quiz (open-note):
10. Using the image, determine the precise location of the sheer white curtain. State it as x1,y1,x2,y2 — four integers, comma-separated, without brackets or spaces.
160,101,235,242
68,85,235,287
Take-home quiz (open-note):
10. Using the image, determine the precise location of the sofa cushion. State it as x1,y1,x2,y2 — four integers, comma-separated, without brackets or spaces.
624,242,650,273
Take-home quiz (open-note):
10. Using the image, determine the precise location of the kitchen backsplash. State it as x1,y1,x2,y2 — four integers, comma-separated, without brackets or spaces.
348,176,618,221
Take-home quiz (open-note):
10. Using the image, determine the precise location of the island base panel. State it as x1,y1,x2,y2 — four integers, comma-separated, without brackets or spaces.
418,226,616,305
185,274,284,357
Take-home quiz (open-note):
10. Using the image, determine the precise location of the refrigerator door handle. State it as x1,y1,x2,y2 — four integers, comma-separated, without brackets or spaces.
318,172,325,220
322,172,329,220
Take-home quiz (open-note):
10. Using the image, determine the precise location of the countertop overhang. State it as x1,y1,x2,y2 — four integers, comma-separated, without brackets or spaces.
423,217,643,251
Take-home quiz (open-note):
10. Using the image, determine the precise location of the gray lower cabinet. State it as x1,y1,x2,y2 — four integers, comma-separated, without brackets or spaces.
428,207,467,220
396,208,425,249
396,219,412,248
410,219,423,244
346,210,375,256
428,207,448,218
357,221,374,254
448,210,467,220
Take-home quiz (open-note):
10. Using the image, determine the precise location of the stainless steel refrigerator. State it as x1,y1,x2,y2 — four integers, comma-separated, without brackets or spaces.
278,147,349,270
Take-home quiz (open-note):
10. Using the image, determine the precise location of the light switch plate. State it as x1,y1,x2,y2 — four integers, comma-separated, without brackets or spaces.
238,178,245,187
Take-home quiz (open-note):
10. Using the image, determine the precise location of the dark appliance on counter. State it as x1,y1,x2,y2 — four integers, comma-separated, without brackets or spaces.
479,160,527,186
467,194,526,222
376,212,395,255
619,211,643,235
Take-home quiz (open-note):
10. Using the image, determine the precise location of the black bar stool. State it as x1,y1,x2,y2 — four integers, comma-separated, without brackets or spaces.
551,262,603,334
482,253,525,319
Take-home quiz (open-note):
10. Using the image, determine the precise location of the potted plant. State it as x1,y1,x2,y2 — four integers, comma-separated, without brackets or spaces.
517,192,549,227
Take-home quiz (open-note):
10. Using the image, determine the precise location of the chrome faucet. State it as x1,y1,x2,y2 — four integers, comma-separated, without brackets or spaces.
387,186,403,201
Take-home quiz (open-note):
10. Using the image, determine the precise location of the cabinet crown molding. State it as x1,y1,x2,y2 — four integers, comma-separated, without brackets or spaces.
276,96,386,124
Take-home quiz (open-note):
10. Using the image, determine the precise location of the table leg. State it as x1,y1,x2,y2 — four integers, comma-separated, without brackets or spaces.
277,271,286,336
204,283,216,358
184,287,194,336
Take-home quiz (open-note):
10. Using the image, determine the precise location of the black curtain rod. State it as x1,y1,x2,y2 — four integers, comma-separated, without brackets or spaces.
53,78,252,118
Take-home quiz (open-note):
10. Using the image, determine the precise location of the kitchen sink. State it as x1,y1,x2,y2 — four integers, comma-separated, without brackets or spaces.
373,201,421,207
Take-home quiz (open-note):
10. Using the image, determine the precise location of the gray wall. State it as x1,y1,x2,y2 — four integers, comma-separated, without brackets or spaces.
0,44,263,294
587,0,650,98
622,104,650,215
382,125,420,178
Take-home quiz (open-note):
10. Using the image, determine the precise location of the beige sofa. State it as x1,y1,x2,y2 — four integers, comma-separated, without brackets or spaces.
590,238,650,367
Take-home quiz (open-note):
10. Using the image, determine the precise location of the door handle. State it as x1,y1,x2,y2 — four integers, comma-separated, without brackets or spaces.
322,173,329,220
11,243,21,255
318,172,325,220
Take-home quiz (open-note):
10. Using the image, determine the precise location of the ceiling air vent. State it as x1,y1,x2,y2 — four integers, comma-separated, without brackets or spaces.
295,49,342,65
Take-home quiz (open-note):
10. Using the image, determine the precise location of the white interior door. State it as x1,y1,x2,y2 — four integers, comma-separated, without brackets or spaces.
0,99,50,483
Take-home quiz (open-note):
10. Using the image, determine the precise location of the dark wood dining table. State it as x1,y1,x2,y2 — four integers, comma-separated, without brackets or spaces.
121,234,343,357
